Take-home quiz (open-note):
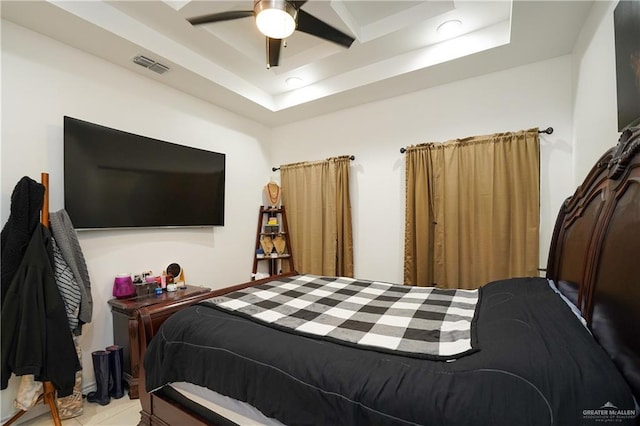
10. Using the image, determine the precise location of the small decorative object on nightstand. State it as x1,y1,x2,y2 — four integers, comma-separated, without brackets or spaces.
166,263,185,284
113,273,135,299
107,285,215,399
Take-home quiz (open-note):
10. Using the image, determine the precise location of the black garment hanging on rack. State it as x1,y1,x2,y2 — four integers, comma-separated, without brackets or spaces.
0,176,45,301
0,177,80,397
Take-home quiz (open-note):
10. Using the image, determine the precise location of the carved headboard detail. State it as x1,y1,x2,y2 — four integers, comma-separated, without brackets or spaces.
547,127,640,399
607,129,640,179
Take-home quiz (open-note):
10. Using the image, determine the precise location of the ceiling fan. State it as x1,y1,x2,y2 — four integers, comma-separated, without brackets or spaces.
187,0,355,69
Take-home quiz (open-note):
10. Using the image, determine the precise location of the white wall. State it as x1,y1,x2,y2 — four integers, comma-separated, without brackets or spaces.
1,20,272,421
572,0,621,184
271,56,575,284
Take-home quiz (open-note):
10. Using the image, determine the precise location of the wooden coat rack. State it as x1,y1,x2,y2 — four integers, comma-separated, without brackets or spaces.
3,173,62,426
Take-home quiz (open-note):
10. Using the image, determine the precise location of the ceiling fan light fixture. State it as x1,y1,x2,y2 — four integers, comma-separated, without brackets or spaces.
255,0,297,39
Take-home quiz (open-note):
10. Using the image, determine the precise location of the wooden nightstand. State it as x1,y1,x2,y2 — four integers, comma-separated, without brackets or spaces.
107,285,215,399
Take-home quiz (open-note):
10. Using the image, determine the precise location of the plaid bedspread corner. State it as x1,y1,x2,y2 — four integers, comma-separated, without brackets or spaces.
204,274,481,360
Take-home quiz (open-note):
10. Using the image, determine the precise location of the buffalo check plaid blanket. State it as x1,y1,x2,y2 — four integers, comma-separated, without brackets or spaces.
205,274,481,360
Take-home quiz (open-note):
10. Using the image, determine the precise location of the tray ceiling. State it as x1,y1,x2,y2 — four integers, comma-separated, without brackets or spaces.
1,1,594,126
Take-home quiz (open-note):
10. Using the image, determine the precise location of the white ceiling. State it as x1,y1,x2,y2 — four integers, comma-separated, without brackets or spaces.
1,0,594,127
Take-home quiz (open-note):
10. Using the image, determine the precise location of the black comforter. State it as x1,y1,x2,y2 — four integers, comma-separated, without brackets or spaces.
144,277,636,425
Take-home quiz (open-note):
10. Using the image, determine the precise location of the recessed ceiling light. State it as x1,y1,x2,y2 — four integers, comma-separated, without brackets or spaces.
285,77,304,87
437,20,462,37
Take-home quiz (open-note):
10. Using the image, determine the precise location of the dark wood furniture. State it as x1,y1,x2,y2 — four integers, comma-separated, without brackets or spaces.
252,205,295,276
136,128,640,426
107,285,214,399
137,273,295,425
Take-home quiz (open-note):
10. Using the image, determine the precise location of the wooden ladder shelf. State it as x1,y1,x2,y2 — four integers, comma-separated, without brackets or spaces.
252,205,294,277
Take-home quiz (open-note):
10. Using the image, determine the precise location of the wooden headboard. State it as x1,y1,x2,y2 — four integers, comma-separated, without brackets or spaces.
546,127,640,400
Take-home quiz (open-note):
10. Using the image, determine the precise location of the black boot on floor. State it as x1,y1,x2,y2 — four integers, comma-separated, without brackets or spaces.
86,350,110,406
106,345,124,399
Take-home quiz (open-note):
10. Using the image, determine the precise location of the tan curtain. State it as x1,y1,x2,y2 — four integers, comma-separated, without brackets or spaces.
280,156,354,277
404,145,439,287
404,129,540,289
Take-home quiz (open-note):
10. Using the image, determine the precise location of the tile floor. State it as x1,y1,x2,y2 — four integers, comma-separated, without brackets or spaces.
16,396,141,426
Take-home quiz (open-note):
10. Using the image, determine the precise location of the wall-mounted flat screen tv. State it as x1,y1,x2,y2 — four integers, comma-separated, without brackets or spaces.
64,116,225,229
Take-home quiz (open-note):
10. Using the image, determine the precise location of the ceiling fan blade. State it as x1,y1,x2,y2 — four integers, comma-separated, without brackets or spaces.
266,37,282,69
296,9,355,48
187,10,253,26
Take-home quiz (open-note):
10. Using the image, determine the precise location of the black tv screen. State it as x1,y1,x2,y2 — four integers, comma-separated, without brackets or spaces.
64,116,225,229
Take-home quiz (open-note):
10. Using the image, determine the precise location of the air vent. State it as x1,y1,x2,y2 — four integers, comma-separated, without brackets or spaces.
132,55,170,74
148,63,169,75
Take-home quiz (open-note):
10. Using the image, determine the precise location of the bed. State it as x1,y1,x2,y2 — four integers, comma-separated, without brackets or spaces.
137,128,640,426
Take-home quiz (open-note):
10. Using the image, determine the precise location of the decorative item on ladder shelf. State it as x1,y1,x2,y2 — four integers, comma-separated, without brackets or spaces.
260,235,274,256
265,181,281,209
274,234,287,255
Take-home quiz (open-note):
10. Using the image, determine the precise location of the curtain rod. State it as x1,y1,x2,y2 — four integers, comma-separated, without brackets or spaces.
272,155,355,172
399,127,554,153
